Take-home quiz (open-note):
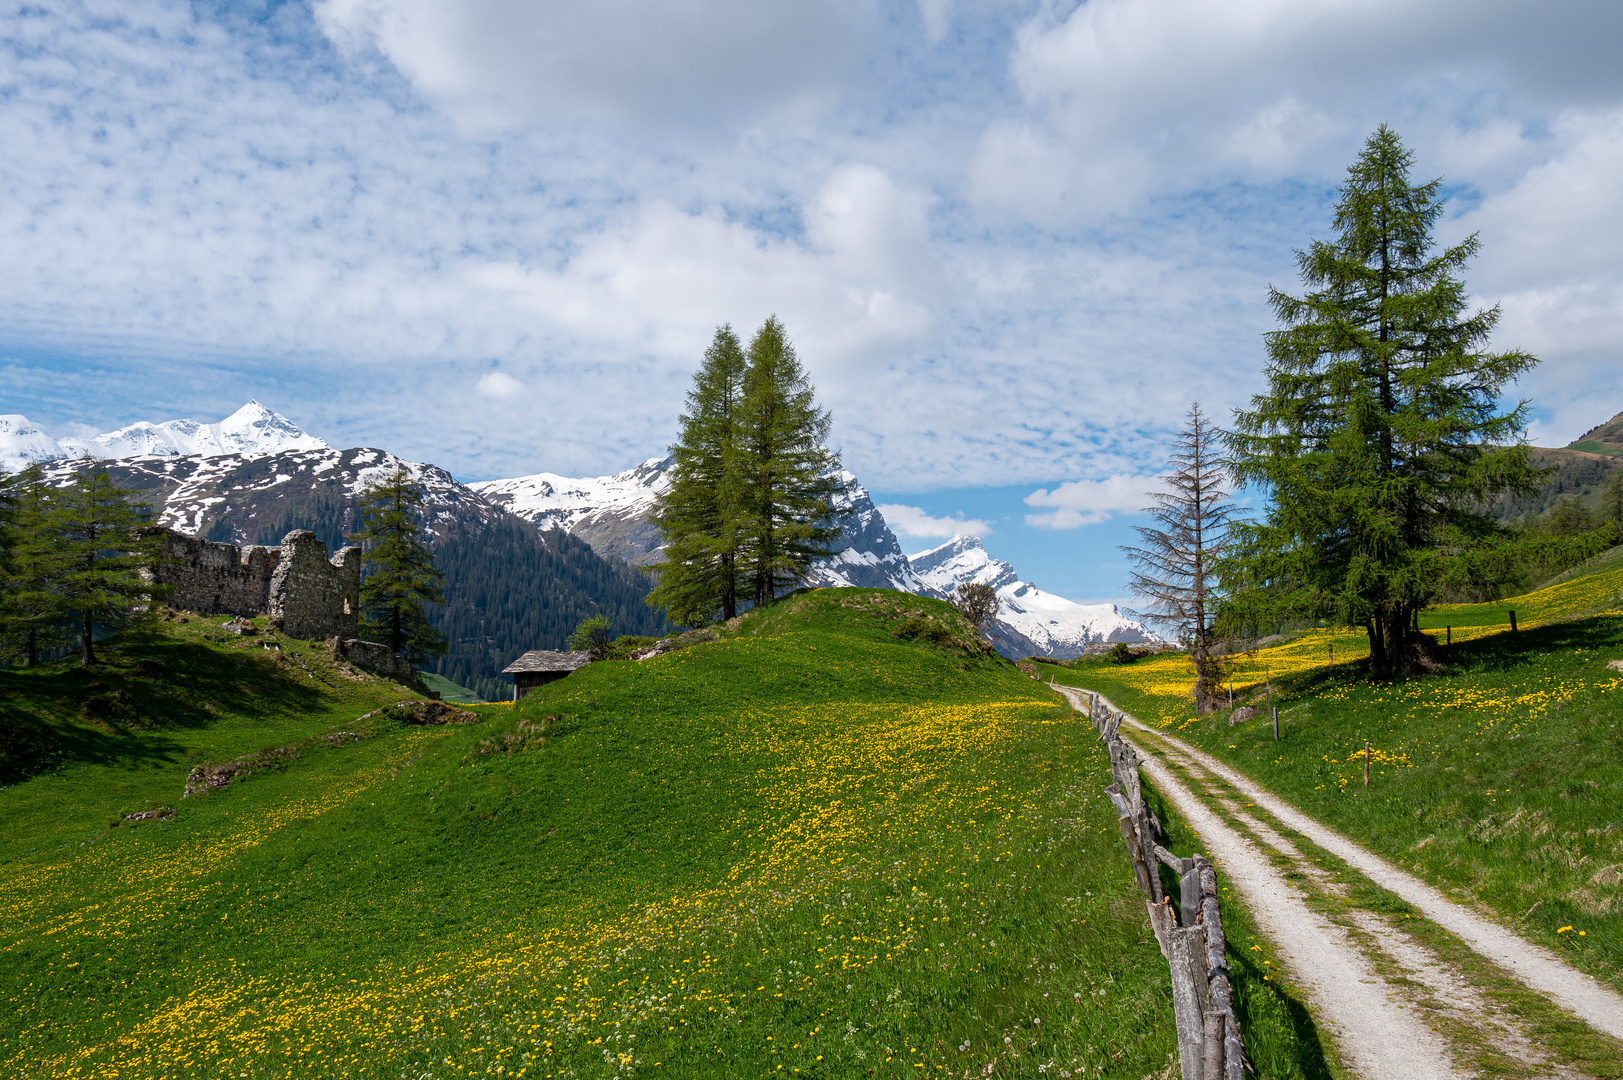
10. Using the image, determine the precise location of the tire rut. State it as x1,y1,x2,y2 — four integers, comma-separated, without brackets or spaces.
1051,683,1623,1077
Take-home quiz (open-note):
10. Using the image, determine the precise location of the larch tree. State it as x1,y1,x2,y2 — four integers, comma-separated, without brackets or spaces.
1225,125,1547,678
354,468,446,665
49,468,168,666
1122,402,1236,713
648,325,749,626
736,317,845,607
2,466,68,664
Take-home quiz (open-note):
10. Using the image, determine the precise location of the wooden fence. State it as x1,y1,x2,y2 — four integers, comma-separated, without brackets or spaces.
1084,692,1245,1080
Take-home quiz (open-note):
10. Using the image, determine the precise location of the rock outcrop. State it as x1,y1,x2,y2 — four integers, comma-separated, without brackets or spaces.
337,638,414,681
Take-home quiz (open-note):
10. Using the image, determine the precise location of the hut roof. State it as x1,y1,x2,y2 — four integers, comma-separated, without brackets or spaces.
502,649,593,675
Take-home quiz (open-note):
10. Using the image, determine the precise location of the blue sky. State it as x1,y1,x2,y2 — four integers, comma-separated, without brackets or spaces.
4,0,1622,604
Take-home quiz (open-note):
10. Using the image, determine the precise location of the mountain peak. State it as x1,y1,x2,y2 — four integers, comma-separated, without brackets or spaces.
0,402,326,470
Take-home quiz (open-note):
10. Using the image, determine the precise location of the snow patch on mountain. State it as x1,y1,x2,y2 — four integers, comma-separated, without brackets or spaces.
471,457,673,566
908,535,1159,658
0,402,325,471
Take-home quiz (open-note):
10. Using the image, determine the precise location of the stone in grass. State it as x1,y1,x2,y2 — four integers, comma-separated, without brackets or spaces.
1228,706,1255,726
1608,659,1623,673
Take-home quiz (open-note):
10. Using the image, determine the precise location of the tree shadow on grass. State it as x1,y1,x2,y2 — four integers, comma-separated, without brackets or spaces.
0,625,329,785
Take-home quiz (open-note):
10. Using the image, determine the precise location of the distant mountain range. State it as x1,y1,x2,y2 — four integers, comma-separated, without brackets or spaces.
476,459,1156,654
0,401,325,469
10,401,1159,664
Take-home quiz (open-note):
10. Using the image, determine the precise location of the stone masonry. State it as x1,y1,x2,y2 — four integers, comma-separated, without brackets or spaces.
147,529,280,617
150,527,361,642
267,530,361,641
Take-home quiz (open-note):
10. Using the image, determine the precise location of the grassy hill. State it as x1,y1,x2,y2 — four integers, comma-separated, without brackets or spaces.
0,589,1333,1079
1050,564,1623,997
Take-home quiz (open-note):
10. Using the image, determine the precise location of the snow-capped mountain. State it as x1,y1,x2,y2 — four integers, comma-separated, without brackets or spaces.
0,415,66,473
0,401,324,471
909,535,1159,658
36,445,497,541
472,460,933,594
471,457,673,566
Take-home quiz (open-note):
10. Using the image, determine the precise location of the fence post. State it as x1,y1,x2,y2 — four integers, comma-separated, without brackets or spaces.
1364,740,1370,787
1272,707,1278,743
1446,625,1451,646
1167,927,1210,1080
1328,642,1334,665
1509,610,1517,633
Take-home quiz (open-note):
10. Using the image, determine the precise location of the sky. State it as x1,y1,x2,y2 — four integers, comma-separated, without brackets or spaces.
3,0,1622,605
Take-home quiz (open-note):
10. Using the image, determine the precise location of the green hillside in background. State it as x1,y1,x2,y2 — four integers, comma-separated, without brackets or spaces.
0,590,1325,1079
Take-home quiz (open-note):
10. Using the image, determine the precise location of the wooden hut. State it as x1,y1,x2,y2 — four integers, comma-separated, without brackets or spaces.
502,650,592,700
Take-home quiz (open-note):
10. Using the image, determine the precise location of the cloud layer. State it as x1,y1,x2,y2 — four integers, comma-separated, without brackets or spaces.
1,0,1619,495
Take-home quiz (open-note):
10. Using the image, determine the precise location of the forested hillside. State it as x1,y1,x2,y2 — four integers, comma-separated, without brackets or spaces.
429,516,666,701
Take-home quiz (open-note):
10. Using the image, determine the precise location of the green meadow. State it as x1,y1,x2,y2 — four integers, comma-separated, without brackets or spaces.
0,590,1331,1079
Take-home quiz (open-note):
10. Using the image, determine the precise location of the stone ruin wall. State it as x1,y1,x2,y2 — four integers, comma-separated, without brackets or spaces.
266,530,361,641
148,529,280,618
152,527,361,642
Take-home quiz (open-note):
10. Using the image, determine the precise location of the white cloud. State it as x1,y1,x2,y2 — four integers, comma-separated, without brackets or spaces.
313,0,876,129
876,503,993,541
1023,475,1160,530
984,0,1623,217
2,0,1622,492
475,371,523,398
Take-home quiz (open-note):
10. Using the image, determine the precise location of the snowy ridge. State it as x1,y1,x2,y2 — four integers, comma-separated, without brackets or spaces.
0,415,65,473
37,445,495,542
908,535,1159,658
471,456,673,534
0,401,325,471
471,457,674,567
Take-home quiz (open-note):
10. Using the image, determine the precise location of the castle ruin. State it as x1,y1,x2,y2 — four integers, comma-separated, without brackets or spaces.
149,527,360,641
266,530,361,640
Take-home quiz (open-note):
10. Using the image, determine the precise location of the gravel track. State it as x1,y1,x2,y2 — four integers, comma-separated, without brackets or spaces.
1051,684,1623,1076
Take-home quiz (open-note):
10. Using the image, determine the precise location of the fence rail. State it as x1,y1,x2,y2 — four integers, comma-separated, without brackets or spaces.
1084,692,1245,1080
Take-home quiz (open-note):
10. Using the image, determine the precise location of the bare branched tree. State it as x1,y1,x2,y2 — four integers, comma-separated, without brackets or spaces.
953,582,1000,635
1122,402,1238,714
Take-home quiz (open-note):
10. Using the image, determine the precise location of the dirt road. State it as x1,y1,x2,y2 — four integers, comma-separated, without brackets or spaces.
1052,684,1623,1079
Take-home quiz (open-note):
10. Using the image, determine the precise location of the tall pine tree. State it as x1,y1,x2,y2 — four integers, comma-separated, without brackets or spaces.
648,325,748,625
49,469,168,666
1226,126,1543,678
354,468,446,665
736,317,844,606
1,466,68,664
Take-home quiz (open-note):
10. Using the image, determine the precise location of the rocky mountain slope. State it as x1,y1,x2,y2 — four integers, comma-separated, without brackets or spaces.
908,535,1158,658
473,460,934,594
1569,409,1623,455
1,401,325,469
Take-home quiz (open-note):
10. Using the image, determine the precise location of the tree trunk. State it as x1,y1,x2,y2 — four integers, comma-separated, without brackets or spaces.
721,552,736,621
28,627,37,666
81,610,94,667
